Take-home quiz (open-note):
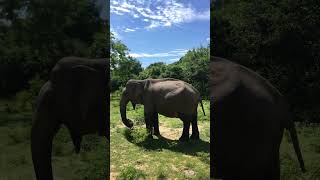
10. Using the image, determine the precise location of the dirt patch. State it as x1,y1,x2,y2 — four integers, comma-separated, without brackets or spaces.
110,165,118,180
159,125,182,140
110,171,118,180
159,123,206,140
135,162,148,171
183,168,196,177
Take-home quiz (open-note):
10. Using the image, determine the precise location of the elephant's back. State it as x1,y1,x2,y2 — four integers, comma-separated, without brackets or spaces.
152,80,200,101
210,57,283,104
50,57,108,84
55,56,108,72
151,80,199,115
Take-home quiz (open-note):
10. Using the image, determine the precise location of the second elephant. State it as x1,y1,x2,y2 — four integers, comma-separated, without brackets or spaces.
120,78,205,141
210,57,305,179
31,57,109,180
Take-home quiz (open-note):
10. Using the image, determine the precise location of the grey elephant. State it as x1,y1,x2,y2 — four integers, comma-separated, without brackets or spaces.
31,57,109,180
120,78,205,141
210,57,305,180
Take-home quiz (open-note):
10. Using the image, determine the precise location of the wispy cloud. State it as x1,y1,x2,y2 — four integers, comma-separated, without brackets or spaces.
111,0,209,30
129,49,188,58
124,28,136,32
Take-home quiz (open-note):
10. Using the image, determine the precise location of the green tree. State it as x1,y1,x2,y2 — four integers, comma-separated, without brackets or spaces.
0,0,107,97
214,0,320,122
110,34,142,91
139,62,166,79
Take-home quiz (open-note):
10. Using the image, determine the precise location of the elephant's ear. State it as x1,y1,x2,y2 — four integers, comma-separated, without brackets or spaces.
143,79,151,91
70,65,105,91
70,65,105,131
210,61,240,102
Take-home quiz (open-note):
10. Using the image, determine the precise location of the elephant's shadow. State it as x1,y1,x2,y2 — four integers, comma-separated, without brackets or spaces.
123,130,210,164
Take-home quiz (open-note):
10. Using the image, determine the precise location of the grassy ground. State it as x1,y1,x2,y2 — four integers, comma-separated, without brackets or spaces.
280,123,320,179
0,99,108,180
1,92,319,180
110,92,211,179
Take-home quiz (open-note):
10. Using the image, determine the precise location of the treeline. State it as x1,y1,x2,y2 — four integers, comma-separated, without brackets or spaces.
111,35,210,98
213,0,320,123
0,0,108,97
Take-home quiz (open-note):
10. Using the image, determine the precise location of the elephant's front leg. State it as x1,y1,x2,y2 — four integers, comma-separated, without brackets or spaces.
179,114,191,141
153,112,160,136
144,111,153,138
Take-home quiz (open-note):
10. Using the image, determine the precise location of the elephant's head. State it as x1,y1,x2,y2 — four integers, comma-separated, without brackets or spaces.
31,57,109,180
120,80,146,128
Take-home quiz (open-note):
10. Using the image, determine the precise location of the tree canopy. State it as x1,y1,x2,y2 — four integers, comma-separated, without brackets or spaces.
213,0,320,122
0,0,108,97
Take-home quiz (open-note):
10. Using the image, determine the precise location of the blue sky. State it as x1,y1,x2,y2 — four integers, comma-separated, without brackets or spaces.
110,0,210,67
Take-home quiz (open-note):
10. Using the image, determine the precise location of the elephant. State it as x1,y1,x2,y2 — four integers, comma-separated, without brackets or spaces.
210,57,305,180
120,78,205,141
31,57,109,180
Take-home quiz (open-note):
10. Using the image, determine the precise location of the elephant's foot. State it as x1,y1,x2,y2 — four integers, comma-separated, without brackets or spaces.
179,135,189,142
147,133,154,139
153,131,161,137
190,133,200,140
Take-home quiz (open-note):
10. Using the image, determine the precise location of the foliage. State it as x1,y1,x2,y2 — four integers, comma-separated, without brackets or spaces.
0,0,108,97
118,166,146,180
138,46,210,98
213,0,320,123
139,62,167,79
110,34,143,92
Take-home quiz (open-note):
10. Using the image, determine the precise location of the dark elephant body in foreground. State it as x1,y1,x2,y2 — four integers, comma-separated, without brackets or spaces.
31,57,109,180
120,78,205,141
210,57,305,180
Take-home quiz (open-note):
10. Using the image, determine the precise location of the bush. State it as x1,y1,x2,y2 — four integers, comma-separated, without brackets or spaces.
118,166,146,180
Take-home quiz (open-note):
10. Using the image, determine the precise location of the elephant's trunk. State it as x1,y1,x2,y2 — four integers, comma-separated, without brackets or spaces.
31,112,59,180
31,123,55,180
120,91,133,128
31,82,59,180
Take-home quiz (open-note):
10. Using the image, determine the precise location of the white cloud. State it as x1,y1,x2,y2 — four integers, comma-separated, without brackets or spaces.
145,21,161,29
124,28,136,32
111,6,131,14
133,14,139,18
111,0,209,29
206,37,210,41
169,57,181,62
129,49,188,58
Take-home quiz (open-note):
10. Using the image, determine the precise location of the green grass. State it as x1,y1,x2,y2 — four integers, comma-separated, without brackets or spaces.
110,93,211,179
0,99,108,180
1,92,319,180
280,123,320,179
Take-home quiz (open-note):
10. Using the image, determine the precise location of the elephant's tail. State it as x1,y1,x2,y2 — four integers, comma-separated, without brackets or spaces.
287,119,306,173
199,97,205,116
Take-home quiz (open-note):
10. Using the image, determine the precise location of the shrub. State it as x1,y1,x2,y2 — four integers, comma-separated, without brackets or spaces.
118,166,146,180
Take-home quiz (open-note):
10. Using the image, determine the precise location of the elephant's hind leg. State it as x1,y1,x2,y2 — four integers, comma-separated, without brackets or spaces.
190,113,200,140
179,114,191,141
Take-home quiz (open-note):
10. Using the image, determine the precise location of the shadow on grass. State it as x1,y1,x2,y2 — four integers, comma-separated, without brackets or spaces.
122,128,210,164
